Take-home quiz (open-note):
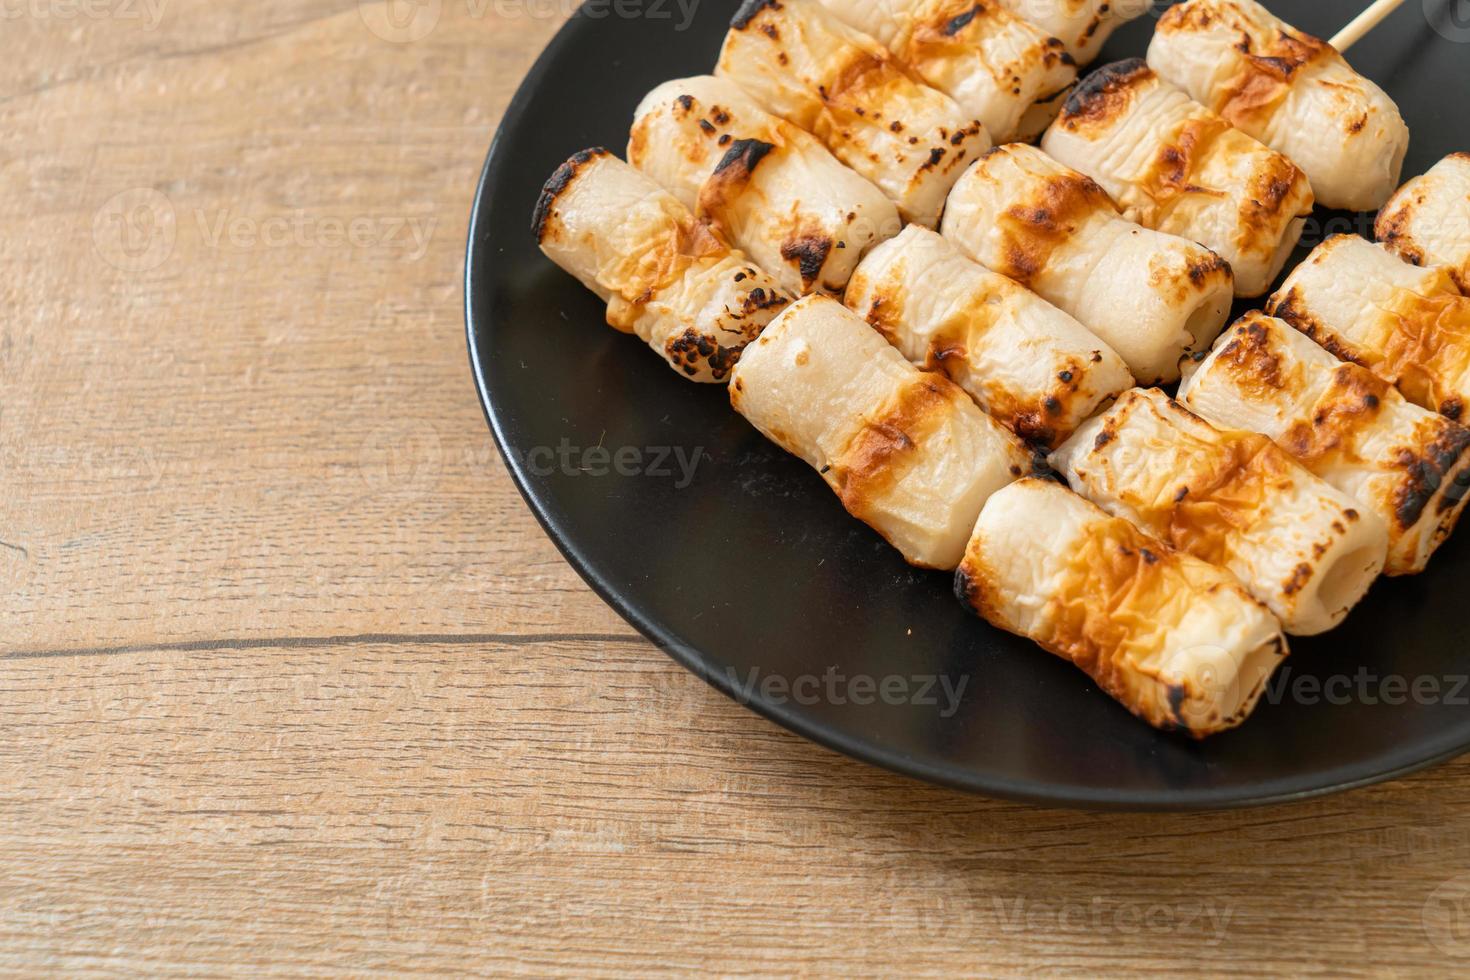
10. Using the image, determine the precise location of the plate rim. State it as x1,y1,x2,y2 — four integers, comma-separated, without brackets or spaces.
463,6,1470,811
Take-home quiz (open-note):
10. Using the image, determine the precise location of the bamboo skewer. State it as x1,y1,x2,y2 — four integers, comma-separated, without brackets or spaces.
1330,0,1408,52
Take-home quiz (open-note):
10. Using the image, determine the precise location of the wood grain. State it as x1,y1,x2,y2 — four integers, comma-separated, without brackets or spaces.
3,1,1469,975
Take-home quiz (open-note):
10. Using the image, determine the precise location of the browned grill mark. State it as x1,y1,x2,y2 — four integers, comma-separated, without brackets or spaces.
1188,251,1231,286
780,235,834,289
710,138,775,181
831,374,963,520
1375,204,1427,267
992,161,1115,286
1267,287,1370,368
1107,397,1300,568
1282,562,1313,597
532,147,609,241
1058,58,1151,133
1392,421,1470,530
1279,362,1388,467
1159,0,1332,131
1214,315,1299,397
1311,285,1470,418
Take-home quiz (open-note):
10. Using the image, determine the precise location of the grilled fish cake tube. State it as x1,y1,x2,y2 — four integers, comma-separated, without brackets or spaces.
814,0,1077,142
1050,388,1389,635
1147,0,1409,212
629,76,902,296
729,294,1031,568
844,225,1131,447
941,143,1233,383
1041,59,1313,298
995,0,1149,66
1178,313,1470,576
1267,234,1470,421
534,149,792,382
717,0,990,228
1377,153,1470,294
956,477,1288,737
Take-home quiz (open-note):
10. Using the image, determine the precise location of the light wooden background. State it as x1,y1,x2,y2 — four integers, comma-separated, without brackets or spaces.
4,1,1470,975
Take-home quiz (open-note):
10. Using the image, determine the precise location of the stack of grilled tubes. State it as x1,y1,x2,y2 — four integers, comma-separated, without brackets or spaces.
1042,58,1314,297
812,0,1078,142
536,0,1163,571
629,76,902,297
534,146,1032,567
940,143,1234,384
1051,388,1389,636
717,0,991,227
530,0,1470,739
1180,313,1470,577
844,225,1131,448
1267,235,1470,422
1146,0,1409,212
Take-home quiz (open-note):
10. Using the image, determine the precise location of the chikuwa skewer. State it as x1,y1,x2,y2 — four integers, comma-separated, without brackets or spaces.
1331,0,1408,53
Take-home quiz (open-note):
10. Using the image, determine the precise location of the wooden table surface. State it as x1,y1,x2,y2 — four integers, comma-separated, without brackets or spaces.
4,1,1470,975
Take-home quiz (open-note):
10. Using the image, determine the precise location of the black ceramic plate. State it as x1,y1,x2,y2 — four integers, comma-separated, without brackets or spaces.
467,0,1470,809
